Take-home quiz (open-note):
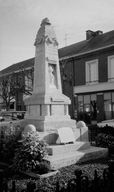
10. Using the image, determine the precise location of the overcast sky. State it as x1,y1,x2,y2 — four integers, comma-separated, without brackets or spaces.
0,0,114,71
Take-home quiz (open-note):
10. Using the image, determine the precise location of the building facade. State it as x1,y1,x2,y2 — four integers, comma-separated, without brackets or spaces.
59,30,114,122
0,59,34,111
0,30,114,123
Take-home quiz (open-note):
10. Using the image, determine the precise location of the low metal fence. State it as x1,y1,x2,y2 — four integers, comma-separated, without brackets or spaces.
88,124,114,144
0,162,114,192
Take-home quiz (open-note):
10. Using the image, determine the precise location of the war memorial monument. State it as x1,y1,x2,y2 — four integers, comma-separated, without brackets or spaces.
22,18,108,170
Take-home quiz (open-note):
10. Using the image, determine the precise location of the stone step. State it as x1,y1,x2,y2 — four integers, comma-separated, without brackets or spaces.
78,146,108,163
47,142,90,156
45,146,108,170
46,151,83,170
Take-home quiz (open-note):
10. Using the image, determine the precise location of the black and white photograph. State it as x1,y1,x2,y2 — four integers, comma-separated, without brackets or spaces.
0,0,114,191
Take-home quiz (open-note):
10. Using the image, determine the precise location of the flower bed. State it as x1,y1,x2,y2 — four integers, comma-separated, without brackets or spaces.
7,158,109,192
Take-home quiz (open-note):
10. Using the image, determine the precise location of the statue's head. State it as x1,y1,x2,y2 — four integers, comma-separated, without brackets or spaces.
41,18,51,26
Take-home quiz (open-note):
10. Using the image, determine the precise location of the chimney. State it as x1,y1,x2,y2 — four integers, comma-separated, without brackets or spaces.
86,30,94,40
86,30,103,40
96,30,103,36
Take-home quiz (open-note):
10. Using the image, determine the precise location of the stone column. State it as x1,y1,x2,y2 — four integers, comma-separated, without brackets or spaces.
24,18,75,132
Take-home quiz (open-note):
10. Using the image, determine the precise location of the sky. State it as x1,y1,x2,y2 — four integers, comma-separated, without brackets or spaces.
0,0,114,71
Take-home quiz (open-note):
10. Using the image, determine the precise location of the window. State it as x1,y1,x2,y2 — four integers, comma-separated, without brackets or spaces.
78,96,83,112
86,59,98,84
0,83,2,99
84,95,90,112
104,92,111,120
25,70,33,91
91,94,96,102
112,92,114,118
108,55,114,81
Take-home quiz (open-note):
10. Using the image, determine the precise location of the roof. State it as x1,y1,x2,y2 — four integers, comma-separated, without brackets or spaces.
1,58,35,76
0,30,114,75
58,30,114,59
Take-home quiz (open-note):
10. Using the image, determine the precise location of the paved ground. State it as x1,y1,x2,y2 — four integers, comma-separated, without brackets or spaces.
98,119,114,127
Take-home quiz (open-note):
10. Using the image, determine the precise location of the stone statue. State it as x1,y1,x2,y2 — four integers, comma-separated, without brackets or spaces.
34,18,58,46
49,64,56,88
41,17,51,26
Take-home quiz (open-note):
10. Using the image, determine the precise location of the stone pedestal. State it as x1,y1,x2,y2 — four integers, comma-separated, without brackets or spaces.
45,144,108,170
24,18,75,136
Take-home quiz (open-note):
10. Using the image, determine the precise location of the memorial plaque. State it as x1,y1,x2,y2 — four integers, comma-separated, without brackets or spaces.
57,127,75,143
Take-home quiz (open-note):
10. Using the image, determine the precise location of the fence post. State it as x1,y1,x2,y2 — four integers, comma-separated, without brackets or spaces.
27,180,36,192
103,168,111,192
0,176,3,192
108,160,114,191
11,180,16,192
81,175,89,192
55,181,60,192
0,130,4,151
92,170,99,192
74,168,82,192
2,179,8,192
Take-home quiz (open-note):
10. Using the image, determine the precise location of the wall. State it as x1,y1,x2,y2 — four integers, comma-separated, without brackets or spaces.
74,48,114,86
60,59,74,118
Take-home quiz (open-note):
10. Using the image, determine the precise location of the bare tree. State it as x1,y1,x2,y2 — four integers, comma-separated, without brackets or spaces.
0,68,34,111
0,75,15,111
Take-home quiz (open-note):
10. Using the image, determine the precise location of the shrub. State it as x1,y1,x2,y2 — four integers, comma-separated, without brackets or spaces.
0,135,18,163
97,125,114,136
95,133,114,148
77,111,91,124
0,125,21,163
12,131,48,172
34,161,51,174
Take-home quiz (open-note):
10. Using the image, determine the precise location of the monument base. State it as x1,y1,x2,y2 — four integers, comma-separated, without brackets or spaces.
22,118,75,132
45,144,108,170
23,92,76,141
21,118,76,144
